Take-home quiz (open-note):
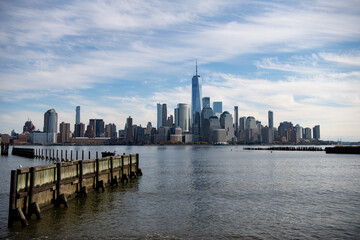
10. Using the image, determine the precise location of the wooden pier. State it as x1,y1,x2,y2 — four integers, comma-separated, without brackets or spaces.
8,153,142,227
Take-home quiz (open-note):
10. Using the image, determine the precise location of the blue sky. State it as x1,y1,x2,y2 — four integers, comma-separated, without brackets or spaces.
0,0,359,141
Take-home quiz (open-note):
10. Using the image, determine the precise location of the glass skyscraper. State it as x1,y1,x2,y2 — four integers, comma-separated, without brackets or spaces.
76,106,80,124
268,110,273,129
191,62,202,124
44,109,58,144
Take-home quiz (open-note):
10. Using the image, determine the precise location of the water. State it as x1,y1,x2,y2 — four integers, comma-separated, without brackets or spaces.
0,145,359,239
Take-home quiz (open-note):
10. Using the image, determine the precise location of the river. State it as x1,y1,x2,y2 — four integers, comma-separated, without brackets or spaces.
0,145,359,239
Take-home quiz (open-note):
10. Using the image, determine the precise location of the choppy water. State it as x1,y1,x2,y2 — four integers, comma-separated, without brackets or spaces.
0,145,359,239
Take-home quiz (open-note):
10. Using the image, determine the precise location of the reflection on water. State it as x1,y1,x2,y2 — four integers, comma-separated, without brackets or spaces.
0,145,359,239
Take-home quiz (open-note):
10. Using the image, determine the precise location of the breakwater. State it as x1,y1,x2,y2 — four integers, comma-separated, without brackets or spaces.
325,146,360,154
243,146,324,151
8,153,142,227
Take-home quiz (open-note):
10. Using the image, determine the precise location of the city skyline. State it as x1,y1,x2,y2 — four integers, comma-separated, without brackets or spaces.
0,1,359,141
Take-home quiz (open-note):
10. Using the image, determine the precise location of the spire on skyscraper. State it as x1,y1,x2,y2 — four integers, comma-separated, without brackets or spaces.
196,59,198,76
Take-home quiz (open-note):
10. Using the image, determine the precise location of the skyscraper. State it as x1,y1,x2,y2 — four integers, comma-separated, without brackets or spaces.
125,116,133,143
162,104,167,127
76,106,80,125
220,111,235,142
59,122,71,143
239,117,246,131
234,106,238,137
174,103,191,132
191,61,202,124
44,109,58,144
89,119,105,137
202,97,210,109
213,102,222,117
157,103,162,129
313,125,320,140
268,110,273,129
157,103,167,129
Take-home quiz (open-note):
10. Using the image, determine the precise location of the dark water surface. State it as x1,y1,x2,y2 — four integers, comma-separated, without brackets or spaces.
0,145,359,239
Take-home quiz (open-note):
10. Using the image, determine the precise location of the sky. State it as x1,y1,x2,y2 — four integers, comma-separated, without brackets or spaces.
0,0,359,141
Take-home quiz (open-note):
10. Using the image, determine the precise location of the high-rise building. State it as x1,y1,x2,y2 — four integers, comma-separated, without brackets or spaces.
59,122,71,143
174,103,191,132
157,103,162,129
304,127,312,140
125,116,133,142
213,102,222,117
234,106,238,137
191,61,202,124
44,109,58,144
89,119,105,137
295,124,303,139
162,104,167,127
105,123,117,139
23,120,35,133
202,97,210,109
239,117,246,131
157,103,167,129
85,124,95,138
74,123,85,137
220,111,235,142
313,125,320,140
76,106,80,125
200,105,214,142
268,110,273,129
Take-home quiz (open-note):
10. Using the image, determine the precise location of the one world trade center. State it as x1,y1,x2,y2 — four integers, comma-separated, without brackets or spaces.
191,61,202,128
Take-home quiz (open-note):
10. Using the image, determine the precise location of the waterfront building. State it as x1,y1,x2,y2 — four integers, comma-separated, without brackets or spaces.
174,103,191,132
44,109,58,144
295,124,303,139
212,129,226,144
85,124,95,138
191,61,202,124
157,103,167,129
125,116,134,143
105,123,117,139
278,121,292,140
76,106,80,125
170,127,183,142
268,110,273,129
74,123,85,138
304,127,312,140
202,97,210,109
261,126,273,144
23,120,35,133
220,111,235,142
313,125,320,140
234,106,238,137
29,131,47,144
89,119,105,137
59,122,71,143
213,102,222,117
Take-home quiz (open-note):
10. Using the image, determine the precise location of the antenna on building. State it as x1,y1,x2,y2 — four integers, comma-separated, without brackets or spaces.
196,59,198,76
